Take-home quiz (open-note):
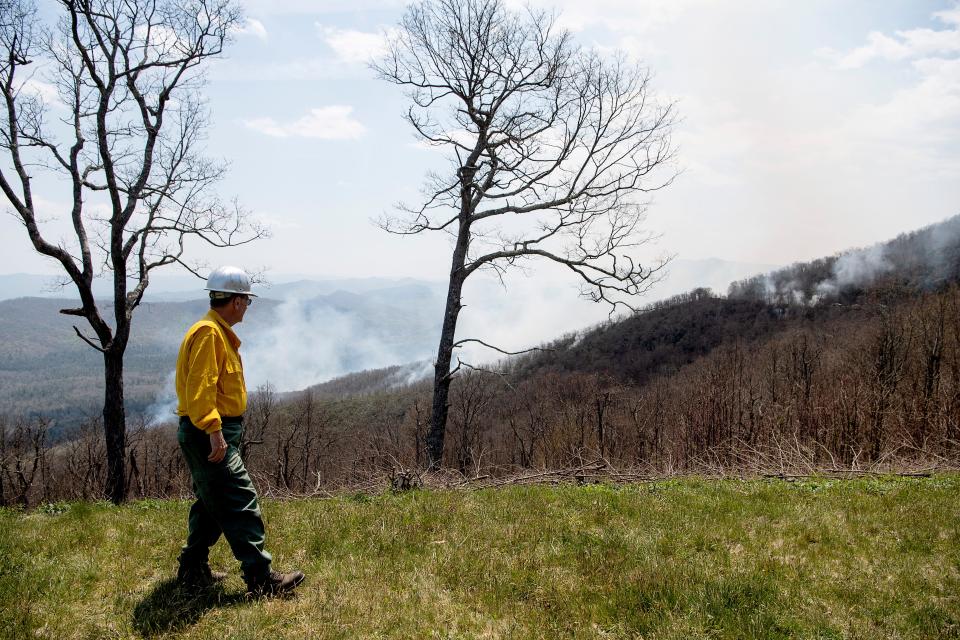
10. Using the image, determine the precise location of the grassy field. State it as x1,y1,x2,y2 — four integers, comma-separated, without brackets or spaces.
1,475,958,639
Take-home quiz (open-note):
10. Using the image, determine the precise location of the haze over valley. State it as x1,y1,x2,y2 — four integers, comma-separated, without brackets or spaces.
0,257,777,426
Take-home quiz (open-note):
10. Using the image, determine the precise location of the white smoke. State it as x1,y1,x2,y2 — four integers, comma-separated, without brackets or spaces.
140,288,440,424
817,244,893,297
440,255,789,367
454,269,614,366
242,296,426,391
736,214,960,303
385,360,434,387
144,371,177,427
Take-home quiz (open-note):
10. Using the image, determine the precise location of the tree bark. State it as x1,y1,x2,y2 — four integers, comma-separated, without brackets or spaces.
427,261,468,468
426,167,475,468
102,347,127,504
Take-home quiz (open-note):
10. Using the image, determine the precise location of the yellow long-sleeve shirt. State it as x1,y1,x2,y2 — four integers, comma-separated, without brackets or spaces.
175,310,247,434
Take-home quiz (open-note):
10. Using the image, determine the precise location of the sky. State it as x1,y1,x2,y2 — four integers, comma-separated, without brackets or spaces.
1,0,959,391
225,0,959,281
2,0,959,295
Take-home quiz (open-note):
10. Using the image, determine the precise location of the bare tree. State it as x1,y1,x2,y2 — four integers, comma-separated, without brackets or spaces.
866,307,912,461
242,383,275,463
448,370,496,474
374,0,676,468
0,0,263,502
0,415,48,507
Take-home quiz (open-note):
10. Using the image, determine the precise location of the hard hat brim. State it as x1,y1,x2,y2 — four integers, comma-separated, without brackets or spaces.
205,286,258,297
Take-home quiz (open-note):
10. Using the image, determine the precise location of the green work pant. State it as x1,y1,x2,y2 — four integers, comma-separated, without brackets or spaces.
178,416,272,582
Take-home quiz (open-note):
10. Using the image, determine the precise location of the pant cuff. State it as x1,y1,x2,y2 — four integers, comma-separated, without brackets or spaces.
178,549,210,568
242,563,272,583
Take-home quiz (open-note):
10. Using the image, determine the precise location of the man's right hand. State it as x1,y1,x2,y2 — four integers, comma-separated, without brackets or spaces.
208,430,228,463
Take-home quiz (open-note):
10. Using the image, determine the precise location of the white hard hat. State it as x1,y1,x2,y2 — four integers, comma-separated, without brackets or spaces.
205,266,257,297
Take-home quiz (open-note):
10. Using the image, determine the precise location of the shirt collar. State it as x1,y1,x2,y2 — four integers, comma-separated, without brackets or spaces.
206,309,241,350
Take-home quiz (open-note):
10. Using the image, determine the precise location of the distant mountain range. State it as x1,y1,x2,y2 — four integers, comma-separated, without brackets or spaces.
0,259,776,303
0,272,445,302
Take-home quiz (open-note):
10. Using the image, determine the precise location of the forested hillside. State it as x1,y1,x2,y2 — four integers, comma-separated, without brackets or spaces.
2,217,959,505
0,298,209,423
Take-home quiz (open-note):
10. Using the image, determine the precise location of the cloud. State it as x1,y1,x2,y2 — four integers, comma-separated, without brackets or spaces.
133,24,192,58
822,6,960,160
20,78,60,105
504,0,708,34
316,24,389,63
242,0,404,16
233,18,268,41
937,5,960,27
242,106,367,140
824,7,960,69
828,32,913,69
211,56,356,81
846,56,960,142
738,5,960,180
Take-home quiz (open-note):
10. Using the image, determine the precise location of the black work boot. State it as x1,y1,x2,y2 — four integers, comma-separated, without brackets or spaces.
246,569,305,596
177,563,228,589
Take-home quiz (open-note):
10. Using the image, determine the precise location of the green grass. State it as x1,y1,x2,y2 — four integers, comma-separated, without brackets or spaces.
1,476,959,639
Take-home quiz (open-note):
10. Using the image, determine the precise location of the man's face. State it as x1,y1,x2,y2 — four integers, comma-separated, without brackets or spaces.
233,294,251,323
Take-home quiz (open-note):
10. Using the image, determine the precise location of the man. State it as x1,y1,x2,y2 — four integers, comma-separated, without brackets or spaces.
175,265,304,596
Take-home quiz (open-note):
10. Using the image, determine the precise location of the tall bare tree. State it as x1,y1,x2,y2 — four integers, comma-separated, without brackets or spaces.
0,0,262,503
374,0,676,468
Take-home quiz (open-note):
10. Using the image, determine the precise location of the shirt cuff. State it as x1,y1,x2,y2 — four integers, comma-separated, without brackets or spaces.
193,408,222,434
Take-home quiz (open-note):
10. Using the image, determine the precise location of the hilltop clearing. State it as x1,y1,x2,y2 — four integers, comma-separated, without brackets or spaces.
2,476,958,639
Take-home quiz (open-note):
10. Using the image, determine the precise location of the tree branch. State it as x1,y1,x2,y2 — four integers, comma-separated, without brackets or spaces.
453,337,553,356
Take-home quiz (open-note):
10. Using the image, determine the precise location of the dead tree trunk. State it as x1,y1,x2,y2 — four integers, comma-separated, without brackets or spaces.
427,166,475,468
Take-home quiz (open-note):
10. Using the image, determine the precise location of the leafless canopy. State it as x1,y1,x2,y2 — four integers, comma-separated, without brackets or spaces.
0,0,263,342
374,0,676,309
